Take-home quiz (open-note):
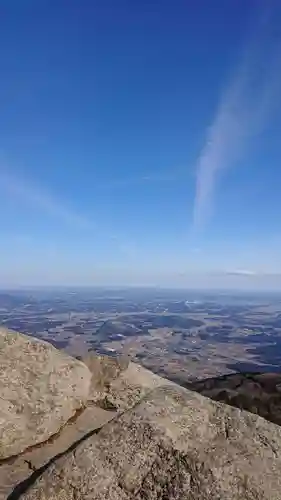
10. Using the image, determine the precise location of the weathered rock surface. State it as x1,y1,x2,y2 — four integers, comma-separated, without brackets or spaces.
0,328,92,459
0,405,116,500
1,347,167,498
2,332,281,500
83,352,129,408
88,359,175,411
20,384,281,500
187,372,281,427
82,352,129,388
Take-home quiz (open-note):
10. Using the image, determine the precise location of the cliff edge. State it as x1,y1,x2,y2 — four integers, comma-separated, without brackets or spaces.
0,329,281,499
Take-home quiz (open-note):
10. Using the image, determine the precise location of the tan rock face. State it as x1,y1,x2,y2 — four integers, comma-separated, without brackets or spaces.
86,355,175,411
105,362,175,410
83,352,129,395
0,405,116,500
21,384,281,500
0,329,92,459
2,334,281,500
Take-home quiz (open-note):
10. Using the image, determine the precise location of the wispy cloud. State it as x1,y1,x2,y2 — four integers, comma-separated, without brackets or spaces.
225,269,258,277
193,6,281,230
0,167,140,259
0,168,91,229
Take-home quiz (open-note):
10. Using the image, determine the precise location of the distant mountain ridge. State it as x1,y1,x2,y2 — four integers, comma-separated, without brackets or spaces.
185,372,281,427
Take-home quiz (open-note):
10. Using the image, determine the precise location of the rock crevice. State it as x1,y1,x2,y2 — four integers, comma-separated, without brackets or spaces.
1,329,281,500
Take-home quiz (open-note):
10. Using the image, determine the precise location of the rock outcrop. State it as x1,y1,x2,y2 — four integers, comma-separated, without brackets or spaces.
88,358,175,411
20,384,281,500
0,328,92,459
0,405,115,500
1,329,281,500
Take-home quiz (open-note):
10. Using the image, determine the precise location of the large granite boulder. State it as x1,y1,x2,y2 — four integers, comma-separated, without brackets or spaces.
0,405,116,500
0,329,92,459
21,384,281,500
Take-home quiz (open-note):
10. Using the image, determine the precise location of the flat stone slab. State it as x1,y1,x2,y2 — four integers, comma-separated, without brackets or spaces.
0,405,116,499
21,385,281,499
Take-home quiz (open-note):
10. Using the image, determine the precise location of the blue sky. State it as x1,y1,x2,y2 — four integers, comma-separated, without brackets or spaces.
1,0,281,289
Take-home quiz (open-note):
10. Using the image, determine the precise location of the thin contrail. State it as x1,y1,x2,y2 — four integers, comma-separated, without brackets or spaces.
0,168,138,259
0,168,91,229
193,6,281,230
